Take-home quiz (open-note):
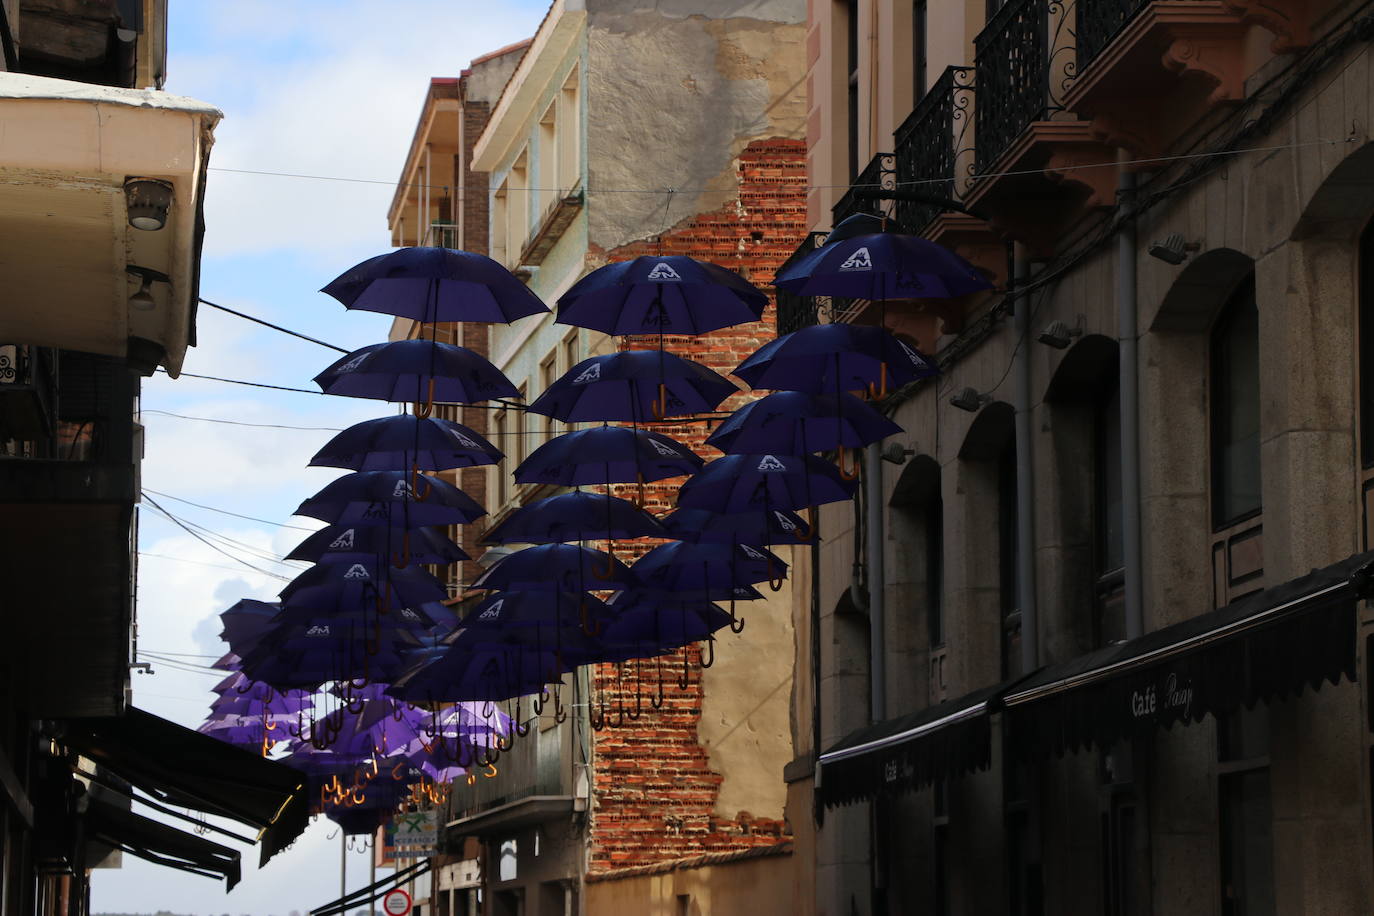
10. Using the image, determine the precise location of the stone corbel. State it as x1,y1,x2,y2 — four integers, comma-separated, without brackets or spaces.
1161,30,1247,104
1088,110,1165,165
1043,142,1119,209
1222,0,1309,52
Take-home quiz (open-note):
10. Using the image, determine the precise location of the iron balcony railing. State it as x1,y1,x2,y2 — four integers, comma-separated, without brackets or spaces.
448,717,572,822
974,0,1076,174
893,66,976,233
831,153,895,227
426,222,458,250
1076,0,1149,71
775,231,832,335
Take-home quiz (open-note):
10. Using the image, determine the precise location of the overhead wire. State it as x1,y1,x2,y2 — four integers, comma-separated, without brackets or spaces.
141,409,345,432
141,487,317,531
140,495,293,582
199,298,350,353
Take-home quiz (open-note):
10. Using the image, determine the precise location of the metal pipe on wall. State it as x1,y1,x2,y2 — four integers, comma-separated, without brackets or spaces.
1013,247,1039,674
866,442,886,722
1118,168,1145,639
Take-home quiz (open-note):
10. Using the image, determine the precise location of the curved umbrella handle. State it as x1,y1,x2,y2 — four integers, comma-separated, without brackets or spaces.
410,464,433,502
580,599,604,637
767,552,786,593
554,685,568,724
392,763,406,781
651,382,669,421
865,363,889,401
652,656,666,709
413,378,436,419
234,678,254,696
678,647,691,689
372,581,393,616
698,636,716,669
590,544,617,582
391,530,412,569
364,618,383,656
729,596,746,634
837,445,861,481
791,507,814,542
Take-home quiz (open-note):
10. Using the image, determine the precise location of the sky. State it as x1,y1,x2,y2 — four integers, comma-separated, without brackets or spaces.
91,2,546,913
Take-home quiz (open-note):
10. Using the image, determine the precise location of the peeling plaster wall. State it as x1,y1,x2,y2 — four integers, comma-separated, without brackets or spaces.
584,4,806,252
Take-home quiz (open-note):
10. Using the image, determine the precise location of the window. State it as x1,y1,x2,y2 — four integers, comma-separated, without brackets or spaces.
558,70,581,193
562,330,580,432
538,102,557,219
492,182,509,267
540,354,558,445
1209,277,1261,528
1218,705,1274,916
509,151,530,260
846,0,860,180
913,0,928,101
512,384,528,476
492,407,509,507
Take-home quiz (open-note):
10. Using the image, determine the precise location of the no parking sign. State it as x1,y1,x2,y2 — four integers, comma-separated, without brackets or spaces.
382,888,411,916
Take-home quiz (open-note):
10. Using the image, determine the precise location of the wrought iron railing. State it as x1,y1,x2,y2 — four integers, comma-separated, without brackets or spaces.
448,716,571,822
1076,0,1149,71
831,153,895,227
973,0,1076,173
426,222,459,249
893,66,976,233
775,232,832,335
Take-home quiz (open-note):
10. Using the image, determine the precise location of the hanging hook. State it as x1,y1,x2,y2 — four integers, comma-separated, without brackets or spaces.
391,530,412,569
554,684,567,724
699,636,716,669
651,382,669,421
678,646,691,689
652,654,666,709
865,364,889,401
413,378,437,419
410,463,433,502
364,617,383,656
791,506,814,543
590,544,617,582
837,444,862,481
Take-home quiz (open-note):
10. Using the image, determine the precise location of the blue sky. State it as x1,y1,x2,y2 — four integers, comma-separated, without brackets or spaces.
92,3,546,913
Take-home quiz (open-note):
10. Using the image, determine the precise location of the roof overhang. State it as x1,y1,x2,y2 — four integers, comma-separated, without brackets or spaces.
0,72,221,375
386,77,462,236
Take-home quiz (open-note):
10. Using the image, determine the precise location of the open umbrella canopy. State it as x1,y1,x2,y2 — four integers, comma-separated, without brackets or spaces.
310,415,502,472
677,453,858,513
706,390,902,454
631,541,786,592
218,599,281,648
733,323,937,394
469,544,634,592
295,471,486,528
514,426,702,486
285,524,468,567
321,246,550,324
389,644,567,703
314,340,519,404
773,231,992,300
525,350,738,422
480,491,667,545
555,255,768,335
659,507,814,546
459,590,615,635
600,591,735,654
278,560,448,613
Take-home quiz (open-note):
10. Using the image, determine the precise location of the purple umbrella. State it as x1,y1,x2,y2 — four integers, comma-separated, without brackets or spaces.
525,350,738,422
470,544,634,592
285,524,468,567
310,415,502,473
278,560,447,613
321,246,549,324
659,507,814,546
631,541,784,593
555,255,768,335
773,231,992,300
732,324,937,397
676,453,858,540
218,599,281,648
600,591,734,657
514,426,702,487
479,491,667,545
314,339,519,405
457,591,614,650
705,391,901,456
389,644,567,703
295,471,486,529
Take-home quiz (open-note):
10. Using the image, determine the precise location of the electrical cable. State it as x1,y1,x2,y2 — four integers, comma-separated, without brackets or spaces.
154,368,324,395
139,551,297,577
141,488,318,531
199,298,350,353
141,495,292,582
142,408,345,432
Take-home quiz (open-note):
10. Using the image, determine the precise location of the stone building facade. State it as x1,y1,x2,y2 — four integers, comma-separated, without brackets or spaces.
789,0,1374,914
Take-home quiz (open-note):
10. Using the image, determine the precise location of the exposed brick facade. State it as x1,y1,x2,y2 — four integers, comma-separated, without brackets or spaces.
587,137,807,874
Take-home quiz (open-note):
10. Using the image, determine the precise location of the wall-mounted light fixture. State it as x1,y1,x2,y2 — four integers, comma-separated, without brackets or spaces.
123,178,174,231
126,265,170,311
949,387,991,413
1146,232,1199,266
1037,316,1085,349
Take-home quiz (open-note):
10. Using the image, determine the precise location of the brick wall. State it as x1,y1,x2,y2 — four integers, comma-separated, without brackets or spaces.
587,138,807,873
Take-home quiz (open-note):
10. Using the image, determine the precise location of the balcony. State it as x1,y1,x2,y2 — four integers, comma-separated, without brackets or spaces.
893,67,976,234
445,714,577,839
775,232,832,336
832,154,895,228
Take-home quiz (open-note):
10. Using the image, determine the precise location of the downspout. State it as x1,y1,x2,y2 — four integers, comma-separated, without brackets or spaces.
1118,168,1145,639
1013,246,1039,674
866,443,886,722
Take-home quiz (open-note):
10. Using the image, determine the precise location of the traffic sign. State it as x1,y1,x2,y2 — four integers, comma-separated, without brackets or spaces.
382,889,412,916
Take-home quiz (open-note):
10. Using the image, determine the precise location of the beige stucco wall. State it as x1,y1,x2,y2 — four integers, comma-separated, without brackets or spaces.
585,851,796,915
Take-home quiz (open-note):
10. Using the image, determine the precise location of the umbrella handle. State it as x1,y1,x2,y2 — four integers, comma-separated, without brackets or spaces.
414,378,436,419
837,445,862,481
554,684,568,724
698,635,716,669
411,464,433,502
729,598,747,634
580,599,604,637
651,382,668,421
626,660,643,720
652,655,666,709
865,364,889,400
234,678,254,695
678,647,691,689
512,698,531,737
792,507,814,542
364,618,382,656
288,710,305,738
373,581,392,616
591,544,616,581
391,531,412,568
767,553,786,592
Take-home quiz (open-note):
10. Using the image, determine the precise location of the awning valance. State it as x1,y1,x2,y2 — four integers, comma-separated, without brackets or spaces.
62,707,308,865
84,796,241,888
1003,551,1374,760
817,681,1013,808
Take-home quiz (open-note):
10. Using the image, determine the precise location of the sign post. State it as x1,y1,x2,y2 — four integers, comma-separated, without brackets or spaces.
382,888,412,916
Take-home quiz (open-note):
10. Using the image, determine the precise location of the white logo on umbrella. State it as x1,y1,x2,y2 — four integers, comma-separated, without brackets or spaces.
344,563,371,580
647,262,682,280
897,339,925,366
757,455,787,471
649,438,679,457
479,599,504,620
839,247,873,271
329,528,356,549
336,353,368,373
739,544,765,559
451,430,480,449
307,625,331,636
774,511,796,530
573,363,601,385
392,480,414,498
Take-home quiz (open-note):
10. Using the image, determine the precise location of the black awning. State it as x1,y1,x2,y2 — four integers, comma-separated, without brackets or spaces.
62,707,308,865
816,681,1012,808
1003,551,1374,760
84,796,241,888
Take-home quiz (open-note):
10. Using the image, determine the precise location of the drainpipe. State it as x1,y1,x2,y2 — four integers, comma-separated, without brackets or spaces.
866,443,886,722
1013,246,1039,674
1118,167,1144,639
